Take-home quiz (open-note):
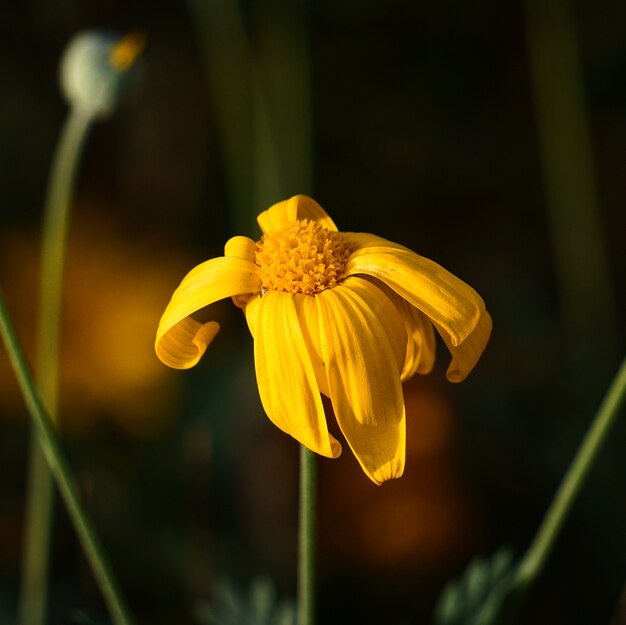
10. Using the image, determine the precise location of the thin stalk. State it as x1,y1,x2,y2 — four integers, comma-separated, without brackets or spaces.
187,0,257,234
255,0,312,202
19,106,93,625
187,0,310,227
524,0,617,373
513,353,626,592
298,446,316,625
1,293,136,625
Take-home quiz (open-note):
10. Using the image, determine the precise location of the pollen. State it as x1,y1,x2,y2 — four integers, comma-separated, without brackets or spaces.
256,219,350,295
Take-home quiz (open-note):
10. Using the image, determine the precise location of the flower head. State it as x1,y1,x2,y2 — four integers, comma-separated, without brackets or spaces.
60,30,145,117
156,196,491,484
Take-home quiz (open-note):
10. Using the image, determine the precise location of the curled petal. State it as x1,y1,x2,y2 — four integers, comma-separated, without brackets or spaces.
317,277,406,484
346,245,485,347
435,311,492,382
227,239,258,310
156,318,221,371
257,195,338,235
225,235,257,262
156,256,261,369
254,291,341,458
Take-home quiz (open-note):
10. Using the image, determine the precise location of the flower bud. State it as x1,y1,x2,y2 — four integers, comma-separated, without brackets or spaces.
60,30,144,118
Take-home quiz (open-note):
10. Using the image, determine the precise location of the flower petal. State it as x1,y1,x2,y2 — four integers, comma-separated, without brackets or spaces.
156,317,221,371
345,245,485,347
227,237,258,310
293,293,330,397
243,292,261,337
435,311,492,382
156,256,261,369
317,277,406,484
225,235,257,262
371,281,437,380
345,232,410,253
395,297,437,380
254,290,341,458
257,195,338,234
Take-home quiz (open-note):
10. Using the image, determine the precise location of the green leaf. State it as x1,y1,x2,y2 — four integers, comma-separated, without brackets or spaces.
194,576,295,625
433,549,517,625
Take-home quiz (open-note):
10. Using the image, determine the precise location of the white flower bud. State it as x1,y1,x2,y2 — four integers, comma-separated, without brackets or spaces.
60,30,144,119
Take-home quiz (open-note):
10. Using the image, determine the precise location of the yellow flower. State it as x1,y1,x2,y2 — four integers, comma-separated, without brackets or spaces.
155,195,491,484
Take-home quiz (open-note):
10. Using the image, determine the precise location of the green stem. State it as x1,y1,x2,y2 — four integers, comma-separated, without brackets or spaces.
514,353,626,591
524,0,617,370
38,107,93,414
19,106,93,625
187,0,257,234
0,292,136,625
255,0,312,201
298,446,316,625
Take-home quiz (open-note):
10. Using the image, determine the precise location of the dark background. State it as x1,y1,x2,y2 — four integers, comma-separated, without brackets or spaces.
1,1,625,623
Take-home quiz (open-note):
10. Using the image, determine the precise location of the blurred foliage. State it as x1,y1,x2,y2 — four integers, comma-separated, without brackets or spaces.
71,609,113,625
433,550,515,625
193,577,295,625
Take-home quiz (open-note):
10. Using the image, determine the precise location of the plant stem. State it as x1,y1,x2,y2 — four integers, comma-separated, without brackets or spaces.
19,106,92,625
1,292,136,625
298,446,316,625
524,0,617,373
513,353,626,590
187,0,257,233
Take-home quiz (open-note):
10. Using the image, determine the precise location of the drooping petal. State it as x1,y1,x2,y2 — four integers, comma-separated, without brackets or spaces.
345,232,410,253
395,297,437,380
371,281,437,381
293,293,330,397
345,245,485,347
254,290,341,458
257,195,338,235
225,235,257,262
156,256,261,369
435,311,492,383
317,277,406,484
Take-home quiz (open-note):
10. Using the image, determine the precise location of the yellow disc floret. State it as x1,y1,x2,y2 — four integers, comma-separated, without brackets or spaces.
256,219,350,295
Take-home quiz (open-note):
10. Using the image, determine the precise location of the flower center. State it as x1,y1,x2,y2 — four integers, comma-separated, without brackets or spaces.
255,219,350,295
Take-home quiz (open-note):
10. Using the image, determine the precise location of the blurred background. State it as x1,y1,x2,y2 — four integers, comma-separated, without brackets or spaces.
1,0,625,623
